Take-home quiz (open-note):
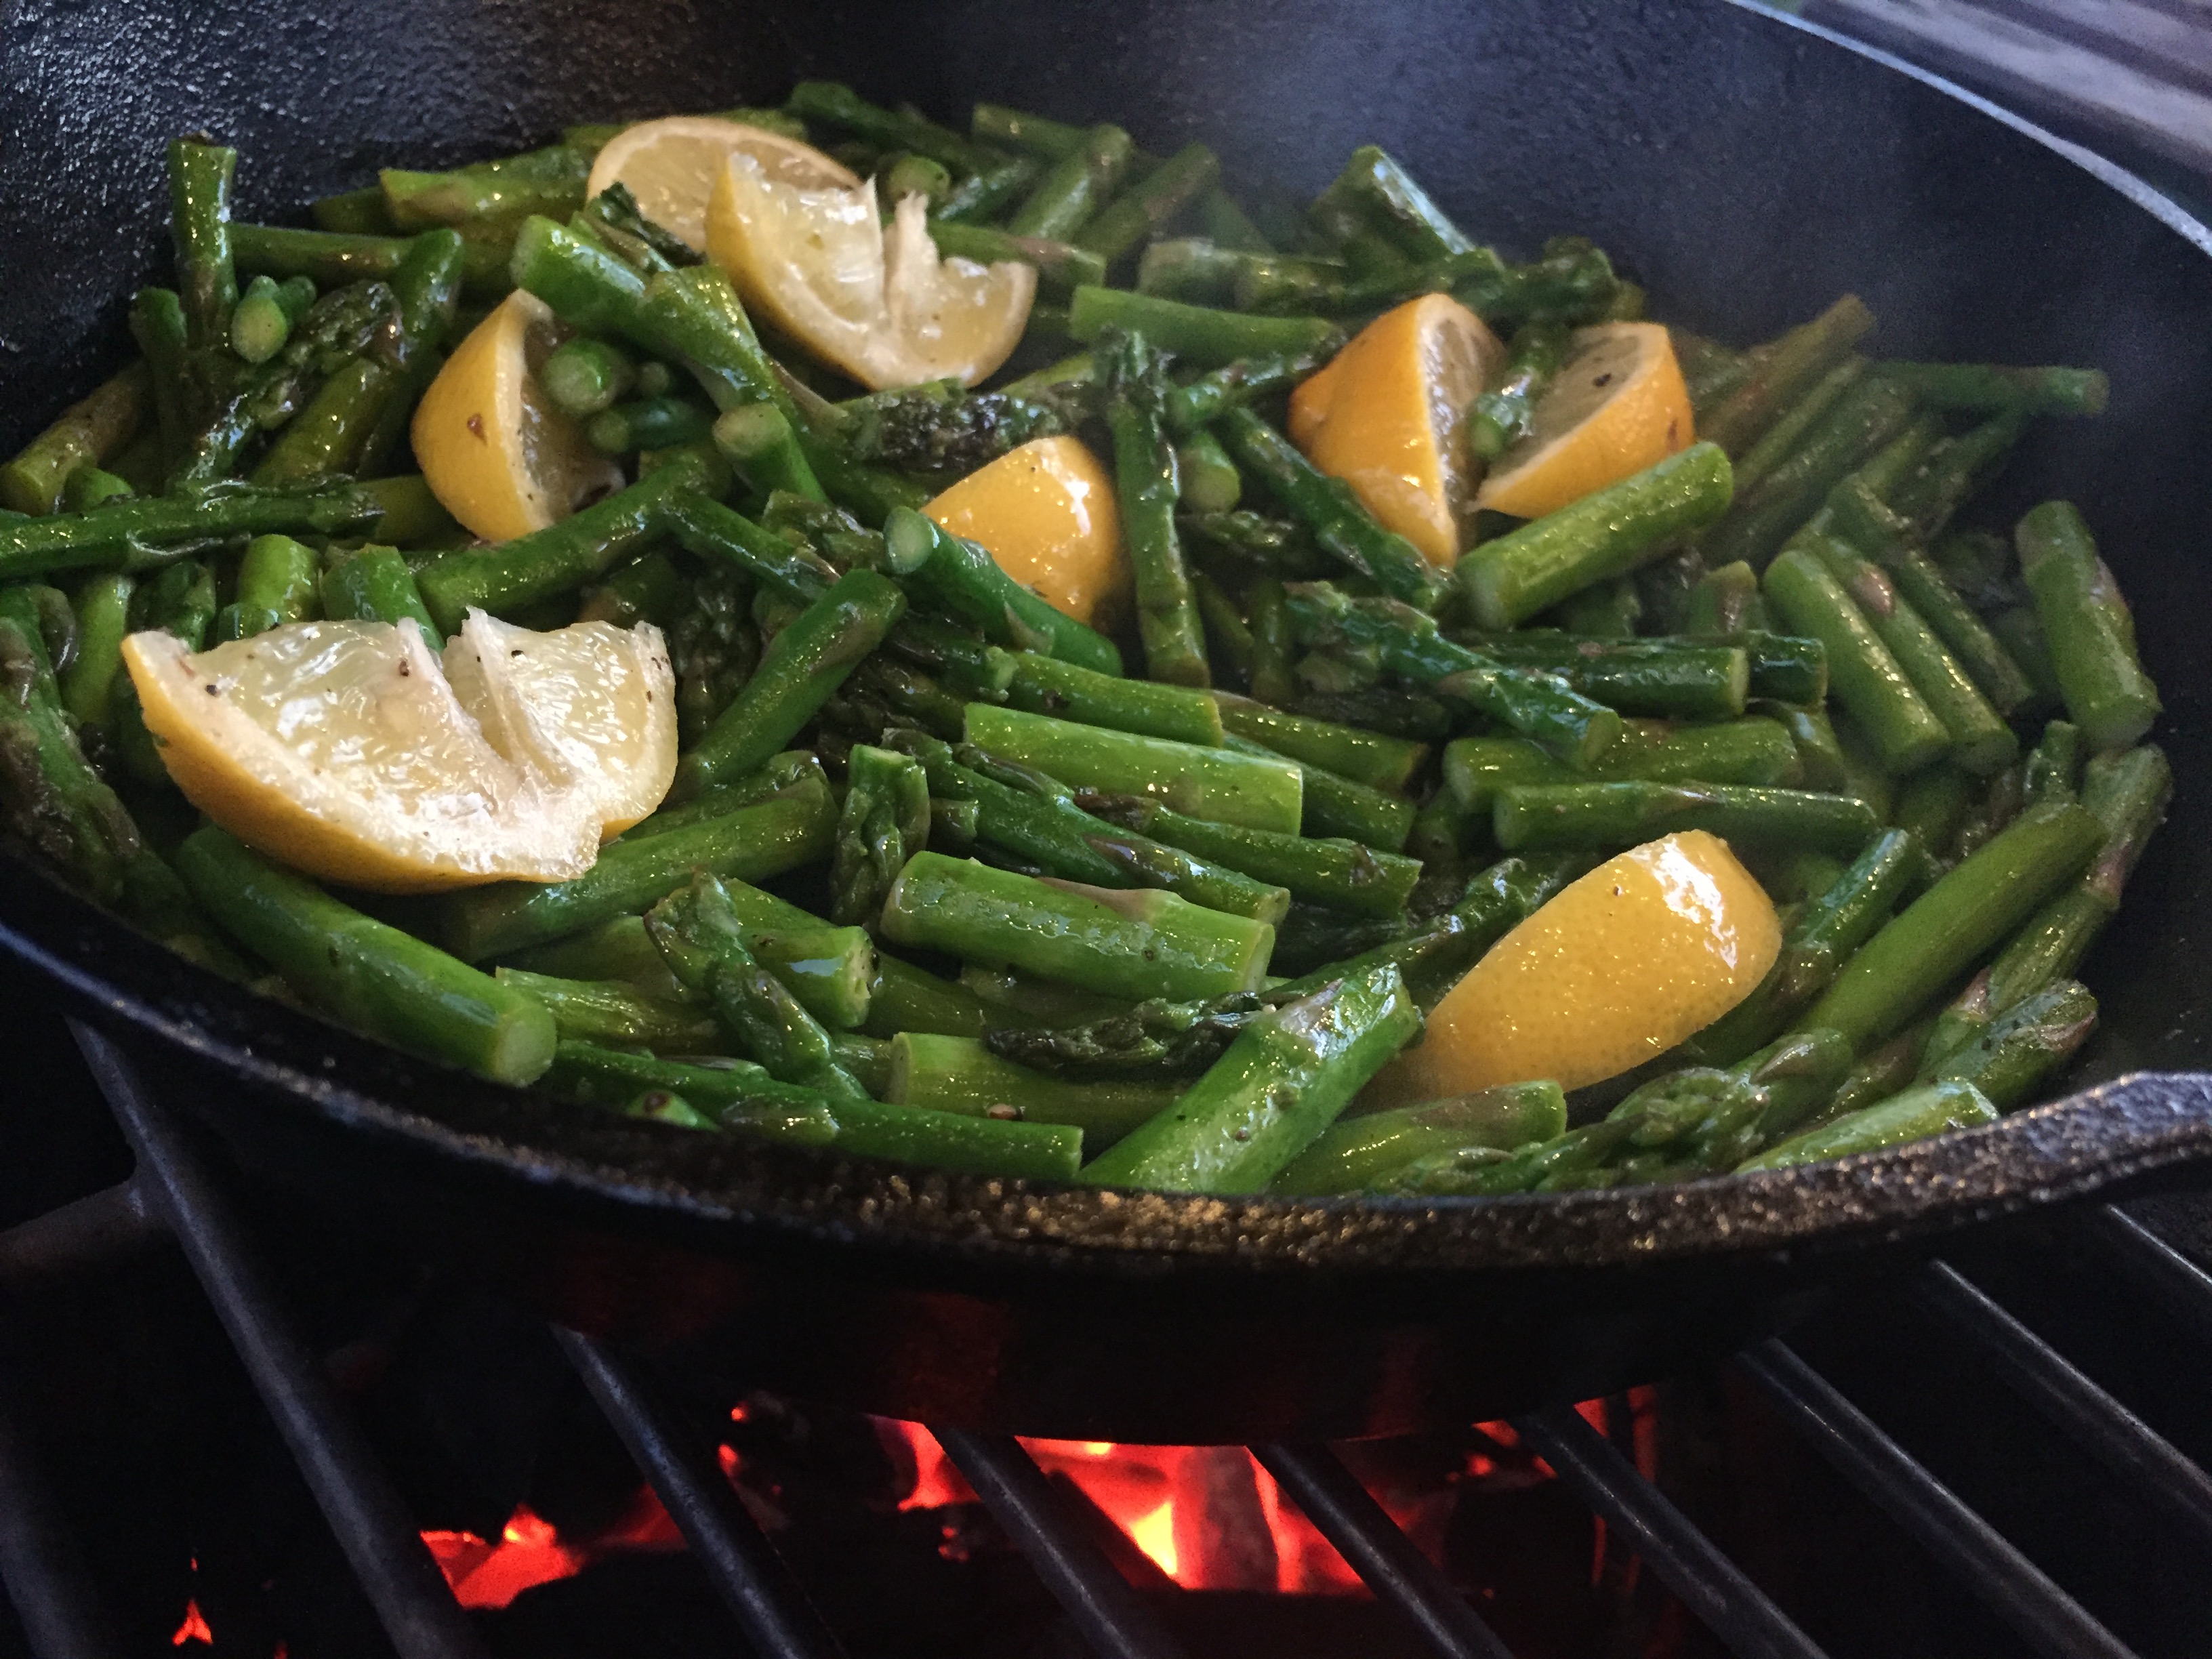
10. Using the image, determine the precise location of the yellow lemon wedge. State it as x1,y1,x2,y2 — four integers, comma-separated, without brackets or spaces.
439,609,676,836
1473,321,1693,520
121,614,675,893
583,115,857,252
924,436,1124,624
411,290,622,543
707,154,1034,390
1366,831,1780,1105
1287,294,1504,567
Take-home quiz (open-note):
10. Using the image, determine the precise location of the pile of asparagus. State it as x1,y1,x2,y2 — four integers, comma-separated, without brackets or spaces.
0,88,2164,1197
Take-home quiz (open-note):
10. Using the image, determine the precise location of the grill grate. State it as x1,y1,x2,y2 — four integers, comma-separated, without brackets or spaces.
0,1021,2207,1659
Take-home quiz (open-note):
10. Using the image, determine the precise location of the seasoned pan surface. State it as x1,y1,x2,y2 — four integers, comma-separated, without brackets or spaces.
5,0,2211,1434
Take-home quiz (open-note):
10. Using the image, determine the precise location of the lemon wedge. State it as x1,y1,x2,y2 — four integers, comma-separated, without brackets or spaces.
411,290,622,543
122,614,675,893
1366,831,1780,1105
1288,294,1504,565
925,436,1124,624
708,154,1034,390
1473,322,1693,520
583,115,858,253
440,610,676,836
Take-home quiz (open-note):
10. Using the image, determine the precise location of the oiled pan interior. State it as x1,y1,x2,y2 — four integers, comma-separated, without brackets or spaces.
1,0,2210,1286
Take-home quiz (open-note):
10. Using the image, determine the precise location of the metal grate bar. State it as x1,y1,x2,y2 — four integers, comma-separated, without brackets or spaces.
935,1431,1189,1659
0,1388,121,1659
1921,1259,2212,1554
556,1328,848,1659
1252,1441,1513,1659
2081,1204,2212,1348
71,1021,492,1659
1737,1338,2136,1659
1511,1406,1828,1659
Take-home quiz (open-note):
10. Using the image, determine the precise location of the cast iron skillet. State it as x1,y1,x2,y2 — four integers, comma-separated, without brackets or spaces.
5,0,2212,1443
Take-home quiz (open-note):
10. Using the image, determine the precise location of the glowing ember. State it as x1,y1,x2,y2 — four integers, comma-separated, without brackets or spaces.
421,1489,682,1610
1126,1499,1177,1577
171,1599,213,1645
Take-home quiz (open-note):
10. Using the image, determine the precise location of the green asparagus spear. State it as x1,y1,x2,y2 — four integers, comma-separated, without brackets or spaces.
1006,653,1223,745
59,573,135,726
881,853,1274,1003
502,899,876,1034
1075,791,1422,919
0,478,382,583
253,230,466,485
413,447,717,632
0,594,200,943
1925,980,2097,1109
1684,560,1768,635
1977,744,2169,1020
1074,142,1221,264
1797,799,2105,1049
1878,363,2107,416
541,336,637,417
1683,829,1921,1065
0,365,154,518
1068,287,1341,369
785,82,1000,175
1457,635,1750,720
674,567,905,799
1007,123,1134,239
831,743,930,927
1284,583,1624,767
382,142,590,236
1891,411,2028,543
1457,443,1734,629
1697,295,1877,456
1443,718,1801,813
887,730,1290,924
1807,529,2017,775
1163,344,1342,436
964,703,1303,834
926,222,1107,294
1175,428,1242,514
215,533,323,642
1267,1081,1567,1195
1494,781,1879,858
1245,577,1297,707
1737,1079,1996,1170
441,785,835,961
228,272,313,365
1101,329,1208,685
1727,359,1867,501
1214,693,1426,792
1466,322,1570,464
2022,720,2085,806
881,507,1122,676
492,966,722,1051
886,1033,1179,1151
586,396,714,454
319,546,440,639
1076,961,1419,1193
1700,375,1920,571
1763,542,1950,776
1217,409,1443,609
1308,146,1472,266
646,875,869,1101
2014,501,2160,752
178,827,555,1084
129,558,216,651
551,1041,1083,1179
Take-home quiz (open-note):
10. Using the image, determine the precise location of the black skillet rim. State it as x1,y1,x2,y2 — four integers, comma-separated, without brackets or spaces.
9,1,2212,1288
